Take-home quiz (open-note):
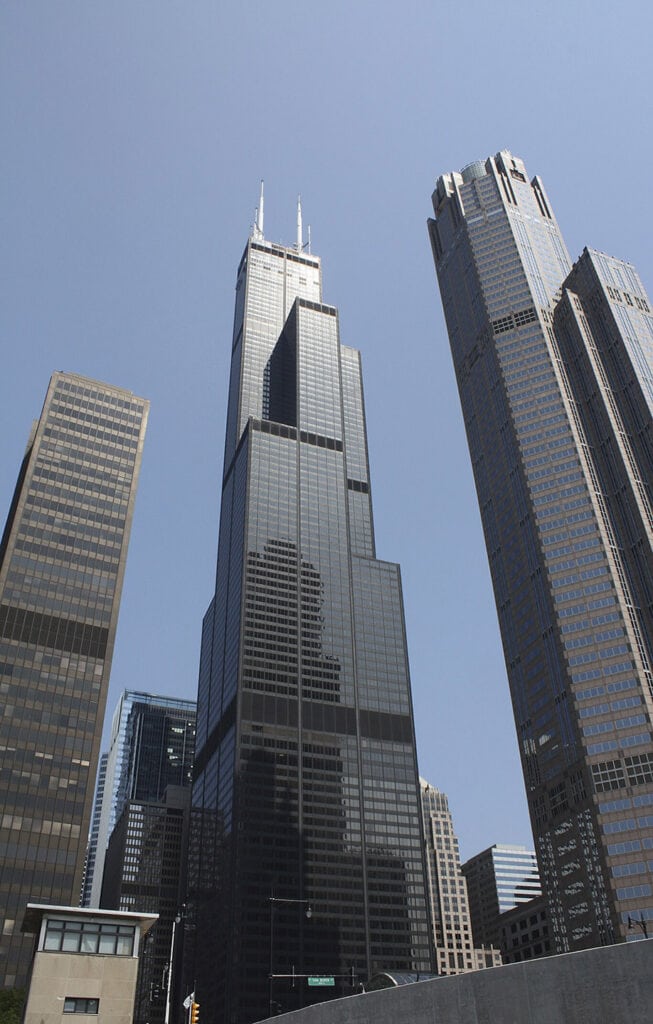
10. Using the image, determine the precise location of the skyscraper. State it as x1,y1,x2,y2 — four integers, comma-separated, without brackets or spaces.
461,844,542,950
429,150,653,951
102,785,191,1024
81,753,108,907
89,690,196,907
187,196,432,1022
419,780,502,974
0,372,148,987
86,692,194,1024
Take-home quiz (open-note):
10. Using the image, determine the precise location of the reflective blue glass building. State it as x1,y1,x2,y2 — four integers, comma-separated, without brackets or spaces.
89,690,196,907
461,844,541,950
429,151,653,952
187,204,431,1022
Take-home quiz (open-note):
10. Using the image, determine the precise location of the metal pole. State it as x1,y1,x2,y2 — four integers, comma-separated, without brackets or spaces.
164,914,180,1024
268,897,311,1015
269,897,275,1016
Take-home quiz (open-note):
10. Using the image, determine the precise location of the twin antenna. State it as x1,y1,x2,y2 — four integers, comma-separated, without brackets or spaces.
252,180,311,253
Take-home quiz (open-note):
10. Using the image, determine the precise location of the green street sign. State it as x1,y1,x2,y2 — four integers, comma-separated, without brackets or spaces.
307,977,335,987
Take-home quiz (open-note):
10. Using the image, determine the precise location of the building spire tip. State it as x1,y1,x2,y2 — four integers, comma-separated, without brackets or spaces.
252,180,265,240
296,194,303,251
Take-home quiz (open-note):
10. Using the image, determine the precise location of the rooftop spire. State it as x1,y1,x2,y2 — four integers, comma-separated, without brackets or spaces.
296,194,303,251
252,180,265,240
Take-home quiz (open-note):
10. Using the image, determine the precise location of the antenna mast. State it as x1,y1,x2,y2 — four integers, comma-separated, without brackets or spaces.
253,180,265,239
296,195,303,251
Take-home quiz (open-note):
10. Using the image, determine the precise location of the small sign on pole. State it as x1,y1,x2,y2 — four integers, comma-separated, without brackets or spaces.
307,977,335,987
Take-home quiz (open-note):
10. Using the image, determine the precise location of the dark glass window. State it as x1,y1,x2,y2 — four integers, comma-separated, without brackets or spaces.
64,999,99,1014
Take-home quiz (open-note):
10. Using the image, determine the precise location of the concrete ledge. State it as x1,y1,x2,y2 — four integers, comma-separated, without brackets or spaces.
261,940,653,1024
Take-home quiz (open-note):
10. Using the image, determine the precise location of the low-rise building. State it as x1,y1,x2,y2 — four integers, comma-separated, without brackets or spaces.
21,904,157,1024
498,895,551,964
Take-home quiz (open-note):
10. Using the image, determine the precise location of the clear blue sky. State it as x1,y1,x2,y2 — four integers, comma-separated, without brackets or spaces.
1,1,651,862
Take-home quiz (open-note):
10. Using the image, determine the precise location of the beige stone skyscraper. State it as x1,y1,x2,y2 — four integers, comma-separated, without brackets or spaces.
420,780,501,973
429,151,653,951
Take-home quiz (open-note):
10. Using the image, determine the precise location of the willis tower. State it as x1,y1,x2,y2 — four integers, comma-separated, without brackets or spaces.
187,192,431,1023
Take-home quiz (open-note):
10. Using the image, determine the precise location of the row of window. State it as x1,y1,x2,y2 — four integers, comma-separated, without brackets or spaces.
55,378,144,414
48,401,143,438
43,919,135,956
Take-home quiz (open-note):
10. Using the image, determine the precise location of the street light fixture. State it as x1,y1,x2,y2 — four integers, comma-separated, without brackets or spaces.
164,906,185,1024
267,897,358,1014
269,896,312,1015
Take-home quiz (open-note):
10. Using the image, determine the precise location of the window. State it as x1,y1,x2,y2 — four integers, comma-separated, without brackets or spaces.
591,759,626,792
43,919,135,956
64,999,99,1015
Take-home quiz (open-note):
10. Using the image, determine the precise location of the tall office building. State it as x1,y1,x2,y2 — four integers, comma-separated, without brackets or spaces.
419,780,502,974
461,844,541,950
89,690,196,906
0,372,148,987
187,196,432,1023
102,785,191,1024
81,753,108,907
429,150,653,951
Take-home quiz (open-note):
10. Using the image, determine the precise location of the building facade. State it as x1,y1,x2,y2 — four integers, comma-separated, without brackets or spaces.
429,150,653,950
187,201,432,1022
208,940,653,1024
419,780,501,974
498,894,551,964
101,786,190,1024
81,753,108,907
461,844,542,950
0,372,148,987
89,691,196,907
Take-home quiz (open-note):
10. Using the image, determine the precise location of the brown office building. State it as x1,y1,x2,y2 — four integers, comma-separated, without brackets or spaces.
429,151,653,949
0,372,148,987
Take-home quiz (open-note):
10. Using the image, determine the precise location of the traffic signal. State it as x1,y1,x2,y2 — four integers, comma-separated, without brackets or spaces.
190,1002,200,1024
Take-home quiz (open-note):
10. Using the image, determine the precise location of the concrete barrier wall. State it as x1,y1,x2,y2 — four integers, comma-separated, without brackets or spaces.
262,940,653,1024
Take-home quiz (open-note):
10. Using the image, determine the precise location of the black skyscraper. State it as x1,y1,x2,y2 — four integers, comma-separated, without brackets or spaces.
187,200,431,1022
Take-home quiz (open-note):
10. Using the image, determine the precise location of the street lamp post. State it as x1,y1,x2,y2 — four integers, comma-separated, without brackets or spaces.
164,907,184,1024
269,896,312,1016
